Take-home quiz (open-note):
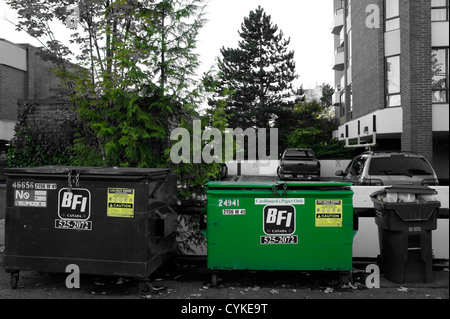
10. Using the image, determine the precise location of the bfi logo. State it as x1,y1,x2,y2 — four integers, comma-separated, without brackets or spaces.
58,188,91,220
263,205,296,235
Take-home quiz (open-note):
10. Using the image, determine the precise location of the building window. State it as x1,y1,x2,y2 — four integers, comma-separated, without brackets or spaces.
432,48,449,103
340,90,346,118
432,0,449,21
385,0,400,31
348,84,353,119
386,55,401,107
347,29,352,64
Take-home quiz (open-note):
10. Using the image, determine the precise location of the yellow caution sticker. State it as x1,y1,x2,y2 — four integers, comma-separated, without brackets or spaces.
315,200,343,227
107,188,135,218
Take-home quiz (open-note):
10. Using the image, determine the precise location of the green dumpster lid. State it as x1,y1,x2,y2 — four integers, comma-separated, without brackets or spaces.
279,181,352,187
207,181,352,190
207,181,276,189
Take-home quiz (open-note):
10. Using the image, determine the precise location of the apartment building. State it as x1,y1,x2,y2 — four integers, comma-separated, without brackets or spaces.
331,0,449,183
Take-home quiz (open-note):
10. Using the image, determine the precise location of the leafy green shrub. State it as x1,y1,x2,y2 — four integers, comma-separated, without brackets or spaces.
7,101,78,168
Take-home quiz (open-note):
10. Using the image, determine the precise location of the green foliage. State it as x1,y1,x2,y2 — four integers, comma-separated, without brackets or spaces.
320,83,335,108
7,102,77,167
279,99,355,159
165,104,233,206
7,0,207,169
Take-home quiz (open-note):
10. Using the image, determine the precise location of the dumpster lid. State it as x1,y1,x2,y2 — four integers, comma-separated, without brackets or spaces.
207,181,353,190
207,181,276,189
278,181,352,188
5,166,171,178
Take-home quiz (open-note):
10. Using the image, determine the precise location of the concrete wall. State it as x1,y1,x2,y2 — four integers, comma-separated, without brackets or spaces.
226,159,352,177
185,186,449,259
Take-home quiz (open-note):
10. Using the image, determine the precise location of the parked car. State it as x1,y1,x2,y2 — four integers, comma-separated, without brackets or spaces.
277,148,321,180
335,151,439,186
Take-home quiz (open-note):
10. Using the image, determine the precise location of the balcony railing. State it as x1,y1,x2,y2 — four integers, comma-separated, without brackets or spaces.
332,8,344,35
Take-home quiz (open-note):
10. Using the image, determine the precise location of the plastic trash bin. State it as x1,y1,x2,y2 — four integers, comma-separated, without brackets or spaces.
202,181,357,285
3,166,178,293
371,185,441,284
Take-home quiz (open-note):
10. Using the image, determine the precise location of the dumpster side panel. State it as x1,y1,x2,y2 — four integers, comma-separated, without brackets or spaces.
4,168,177,279
206,187,354,271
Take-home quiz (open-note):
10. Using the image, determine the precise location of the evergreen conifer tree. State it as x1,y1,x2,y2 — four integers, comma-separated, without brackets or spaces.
214,6,298,129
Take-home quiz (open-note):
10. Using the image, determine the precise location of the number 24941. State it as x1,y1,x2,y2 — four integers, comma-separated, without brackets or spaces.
218,199,240,207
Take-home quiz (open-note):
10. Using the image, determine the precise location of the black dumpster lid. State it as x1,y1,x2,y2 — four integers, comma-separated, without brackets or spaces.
5,166,171,178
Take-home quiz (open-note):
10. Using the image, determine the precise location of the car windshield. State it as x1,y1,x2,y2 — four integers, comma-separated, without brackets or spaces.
285,150,314,158
347,156,367,176
369,156,434,176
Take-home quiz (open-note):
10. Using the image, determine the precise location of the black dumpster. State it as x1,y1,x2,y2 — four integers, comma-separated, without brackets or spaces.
371,185,441,284
3,166,178,293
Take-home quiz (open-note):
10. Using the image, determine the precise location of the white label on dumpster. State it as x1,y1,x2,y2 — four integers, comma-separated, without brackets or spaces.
223,209,246,215
58,188,91,221
14,189,47,207
35,183,57,190
261,235,298,245
255,198,304,205
263,205,296,235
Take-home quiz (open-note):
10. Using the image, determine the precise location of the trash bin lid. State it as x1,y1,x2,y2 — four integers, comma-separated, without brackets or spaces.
370,184,437,198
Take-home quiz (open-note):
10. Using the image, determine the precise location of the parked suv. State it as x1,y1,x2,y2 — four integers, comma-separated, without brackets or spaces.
335,151,439,186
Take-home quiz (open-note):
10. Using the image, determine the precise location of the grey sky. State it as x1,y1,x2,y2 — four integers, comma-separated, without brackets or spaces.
0,0,334,89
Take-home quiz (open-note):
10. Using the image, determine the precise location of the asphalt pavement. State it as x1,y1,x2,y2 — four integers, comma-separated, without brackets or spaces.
0,219,448,300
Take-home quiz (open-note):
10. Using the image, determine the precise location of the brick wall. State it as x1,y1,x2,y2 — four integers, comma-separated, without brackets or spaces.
17,99,74,127
0,43,62,127
24,45,62,100
0,65,26,121
351,0,385,119
400,0,433,163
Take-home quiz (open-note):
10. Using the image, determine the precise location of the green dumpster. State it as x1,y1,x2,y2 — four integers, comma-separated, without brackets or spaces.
202,181,356,284
3,166,178,293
